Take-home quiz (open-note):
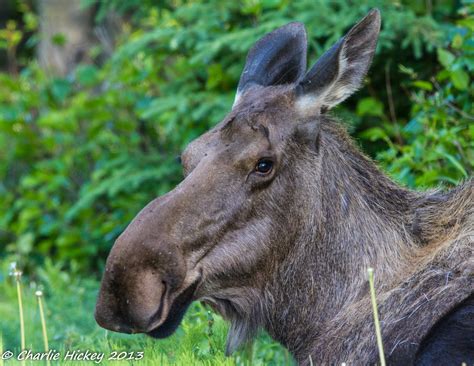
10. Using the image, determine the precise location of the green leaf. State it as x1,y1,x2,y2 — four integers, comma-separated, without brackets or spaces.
75,65,99,86
359,127,389,142
17,232,34,254
411,80,432,91
450,69,469,90
457,18,474,32
451,34,463,49
51,33,67,46
50,79,72,102
438,151,468,178
356,97,384,117
437,48,455,68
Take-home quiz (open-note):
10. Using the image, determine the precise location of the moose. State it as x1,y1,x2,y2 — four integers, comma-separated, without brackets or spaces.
95,9,474,364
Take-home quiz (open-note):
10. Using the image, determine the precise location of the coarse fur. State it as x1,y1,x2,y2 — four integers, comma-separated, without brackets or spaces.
95,9,474,364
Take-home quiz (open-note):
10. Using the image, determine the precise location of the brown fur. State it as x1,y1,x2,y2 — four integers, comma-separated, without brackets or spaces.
95,11,474,364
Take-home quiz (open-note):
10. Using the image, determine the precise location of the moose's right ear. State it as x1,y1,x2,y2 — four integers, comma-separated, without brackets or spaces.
234,22,307,106
295,9,381,116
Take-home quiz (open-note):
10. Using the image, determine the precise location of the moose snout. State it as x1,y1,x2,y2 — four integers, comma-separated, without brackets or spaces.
95,215,188,335
95,265,168,333
95,190,198,336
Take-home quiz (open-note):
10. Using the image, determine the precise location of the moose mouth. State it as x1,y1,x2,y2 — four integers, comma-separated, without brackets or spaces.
146,278,201,339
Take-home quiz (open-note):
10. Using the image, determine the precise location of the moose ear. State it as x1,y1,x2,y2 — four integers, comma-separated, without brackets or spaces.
295,9,381,115
234,22,307,106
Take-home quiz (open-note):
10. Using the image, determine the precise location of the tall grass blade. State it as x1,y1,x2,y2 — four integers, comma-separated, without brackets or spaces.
36,290,51,366
12,267,26,366
16,278,25,352
0,334,4,366
368,267,386,366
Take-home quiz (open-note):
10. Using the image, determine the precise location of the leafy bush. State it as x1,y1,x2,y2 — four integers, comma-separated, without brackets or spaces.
370,3,474,187
0,0,471,271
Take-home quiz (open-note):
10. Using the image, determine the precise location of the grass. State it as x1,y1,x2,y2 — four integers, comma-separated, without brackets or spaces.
0,259,290,365
35,290,50,366
367,267,386,366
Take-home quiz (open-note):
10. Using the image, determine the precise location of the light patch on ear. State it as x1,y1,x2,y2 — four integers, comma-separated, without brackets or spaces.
295,53,350,117
295,94,323,117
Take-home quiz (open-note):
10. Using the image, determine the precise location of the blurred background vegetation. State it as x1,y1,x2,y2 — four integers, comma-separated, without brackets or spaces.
0,0,473,363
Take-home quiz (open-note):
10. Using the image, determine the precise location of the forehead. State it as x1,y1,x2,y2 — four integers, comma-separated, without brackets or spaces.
183,86,296,159
232,85,295,121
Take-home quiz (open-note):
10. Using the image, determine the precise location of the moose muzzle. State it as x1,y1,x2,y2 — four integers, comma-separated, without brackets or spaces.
94,193,200,337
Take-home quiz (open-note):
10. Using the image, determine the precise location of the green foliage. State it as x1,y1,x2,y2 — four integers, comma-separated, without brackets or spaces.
360,3,474,188
0,60,182,271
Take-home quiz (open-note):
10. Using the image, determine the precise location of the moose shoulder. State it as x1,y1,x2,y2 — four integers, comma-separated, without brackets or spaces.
95,9,474,365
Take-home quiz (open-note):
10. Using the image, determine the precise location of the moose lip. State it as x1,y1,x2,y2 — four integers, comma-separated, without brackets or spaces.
146,278,200,339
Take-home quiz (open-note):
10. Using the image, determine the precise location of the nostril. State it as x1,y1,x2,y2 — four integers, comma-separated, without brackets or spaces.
110,271,168,333
146,280,167,329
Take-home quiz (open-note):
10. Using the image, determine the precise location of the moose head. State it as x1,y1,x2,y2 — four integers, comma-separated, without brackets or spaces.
95,10,383,354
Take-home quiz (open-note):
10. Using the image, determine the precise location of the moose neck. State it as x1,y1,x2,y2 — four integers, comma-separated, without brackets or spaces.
263,119,419,359
316,120,419,279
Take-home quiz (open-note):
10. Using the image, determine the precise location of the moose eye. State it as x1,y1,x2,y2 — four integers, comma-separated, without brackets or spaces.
255,159,273,174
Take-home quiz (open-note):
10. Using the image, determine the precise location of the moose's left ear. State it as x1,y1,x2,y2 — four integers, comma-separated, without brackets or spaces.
234,22,307,106
296,9,381,116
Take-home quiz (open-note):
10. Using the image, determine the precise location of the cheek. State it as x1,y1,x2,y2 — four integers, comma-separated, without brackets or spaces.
198,216,275,287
